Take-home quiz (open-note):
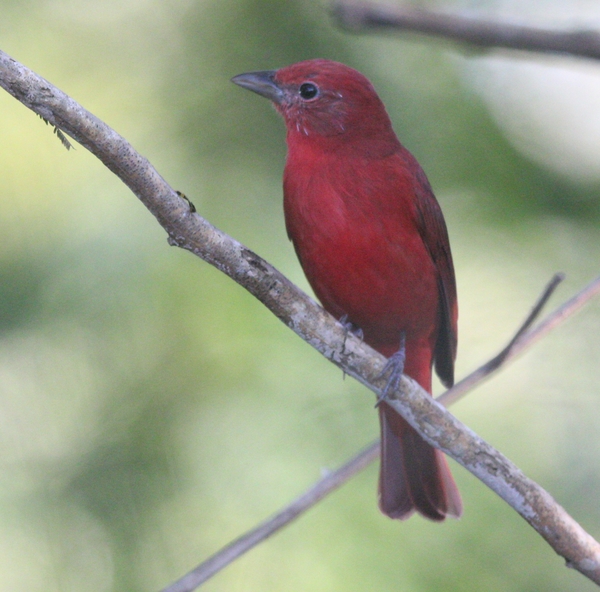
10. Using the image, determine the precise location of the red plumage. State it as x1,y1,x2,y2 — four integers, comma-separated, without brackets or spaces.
233,59,462,520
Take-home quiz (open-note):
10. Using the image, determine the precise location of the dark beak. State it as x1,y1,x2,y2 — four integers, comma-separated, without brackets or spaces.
231,70,283,104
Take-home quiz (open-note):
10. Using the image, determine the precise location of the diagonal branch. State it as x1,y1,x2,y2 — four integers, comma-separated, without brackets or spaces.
161,442,380,592
161,272,600,592
441,272,600,407
1,49,600,587
331,2,600,60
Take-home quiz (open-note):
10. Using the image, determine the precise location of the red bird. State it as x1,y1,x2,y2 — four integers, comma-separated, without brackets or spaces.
232,59,462,521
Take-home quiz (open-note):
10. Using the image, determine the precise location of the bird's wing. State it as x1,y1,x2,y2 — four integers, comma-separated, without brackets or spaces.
413,167,458,388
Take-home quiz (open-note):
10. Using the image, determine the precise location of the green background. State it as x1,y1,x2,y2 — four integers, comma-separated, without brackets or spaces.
1,1,600,590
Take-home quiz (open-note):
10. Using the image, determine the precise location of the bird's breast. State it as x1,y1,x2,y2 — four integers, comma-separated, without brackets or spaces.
283,153,439,349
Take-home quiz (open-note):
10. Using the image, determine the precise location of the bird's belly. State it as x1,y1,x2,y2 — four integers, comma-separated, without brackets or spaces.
294,228,439,351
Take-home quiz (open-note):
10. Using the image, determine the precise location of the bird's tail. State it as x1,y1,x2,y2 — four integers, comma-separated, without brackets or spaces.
377,402,462,521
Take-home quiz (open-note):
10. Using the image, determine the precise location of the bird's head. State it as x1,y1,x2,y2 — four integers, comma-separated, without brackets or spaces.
232,59,398,148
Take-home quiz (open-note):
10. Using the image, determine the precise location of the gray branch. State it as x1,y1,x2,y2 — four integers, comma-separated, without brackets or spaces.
162,442,380,592
162,274,600,592
1,49,600,588
332,2,600,60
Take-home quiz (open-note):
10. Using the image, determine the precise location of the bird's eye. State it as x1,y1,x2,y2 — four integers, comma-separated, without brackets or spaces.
299,82,319,100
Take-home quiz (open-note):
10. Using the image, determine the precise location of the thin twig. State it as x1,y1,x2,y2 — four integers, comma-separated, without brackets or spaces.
1,49,600,588
440,272,600,407
160,442,379,592
492,273,565,365
332,2,600,61
161,272,599,591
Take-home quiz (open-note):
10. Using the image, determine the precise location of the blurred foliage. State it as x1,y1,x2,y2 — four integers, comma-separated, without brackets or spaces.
1,1,600,591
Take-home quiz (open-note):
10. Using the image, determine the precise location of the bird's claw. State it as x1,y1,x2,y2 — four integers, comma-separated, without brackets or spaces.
375,333,406,407
340,314,364,355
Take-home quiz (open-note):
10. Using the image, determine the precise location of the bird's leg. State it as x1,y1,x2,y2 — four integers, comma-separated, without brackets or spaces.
340,314,364,379
375,332,406,406
340,314,364,354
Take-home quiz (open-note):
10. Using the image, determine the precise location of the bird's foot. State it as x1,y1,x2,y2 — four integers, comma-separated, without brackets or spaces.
375,333,406,407
340,314,364,353
340,315,364,379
